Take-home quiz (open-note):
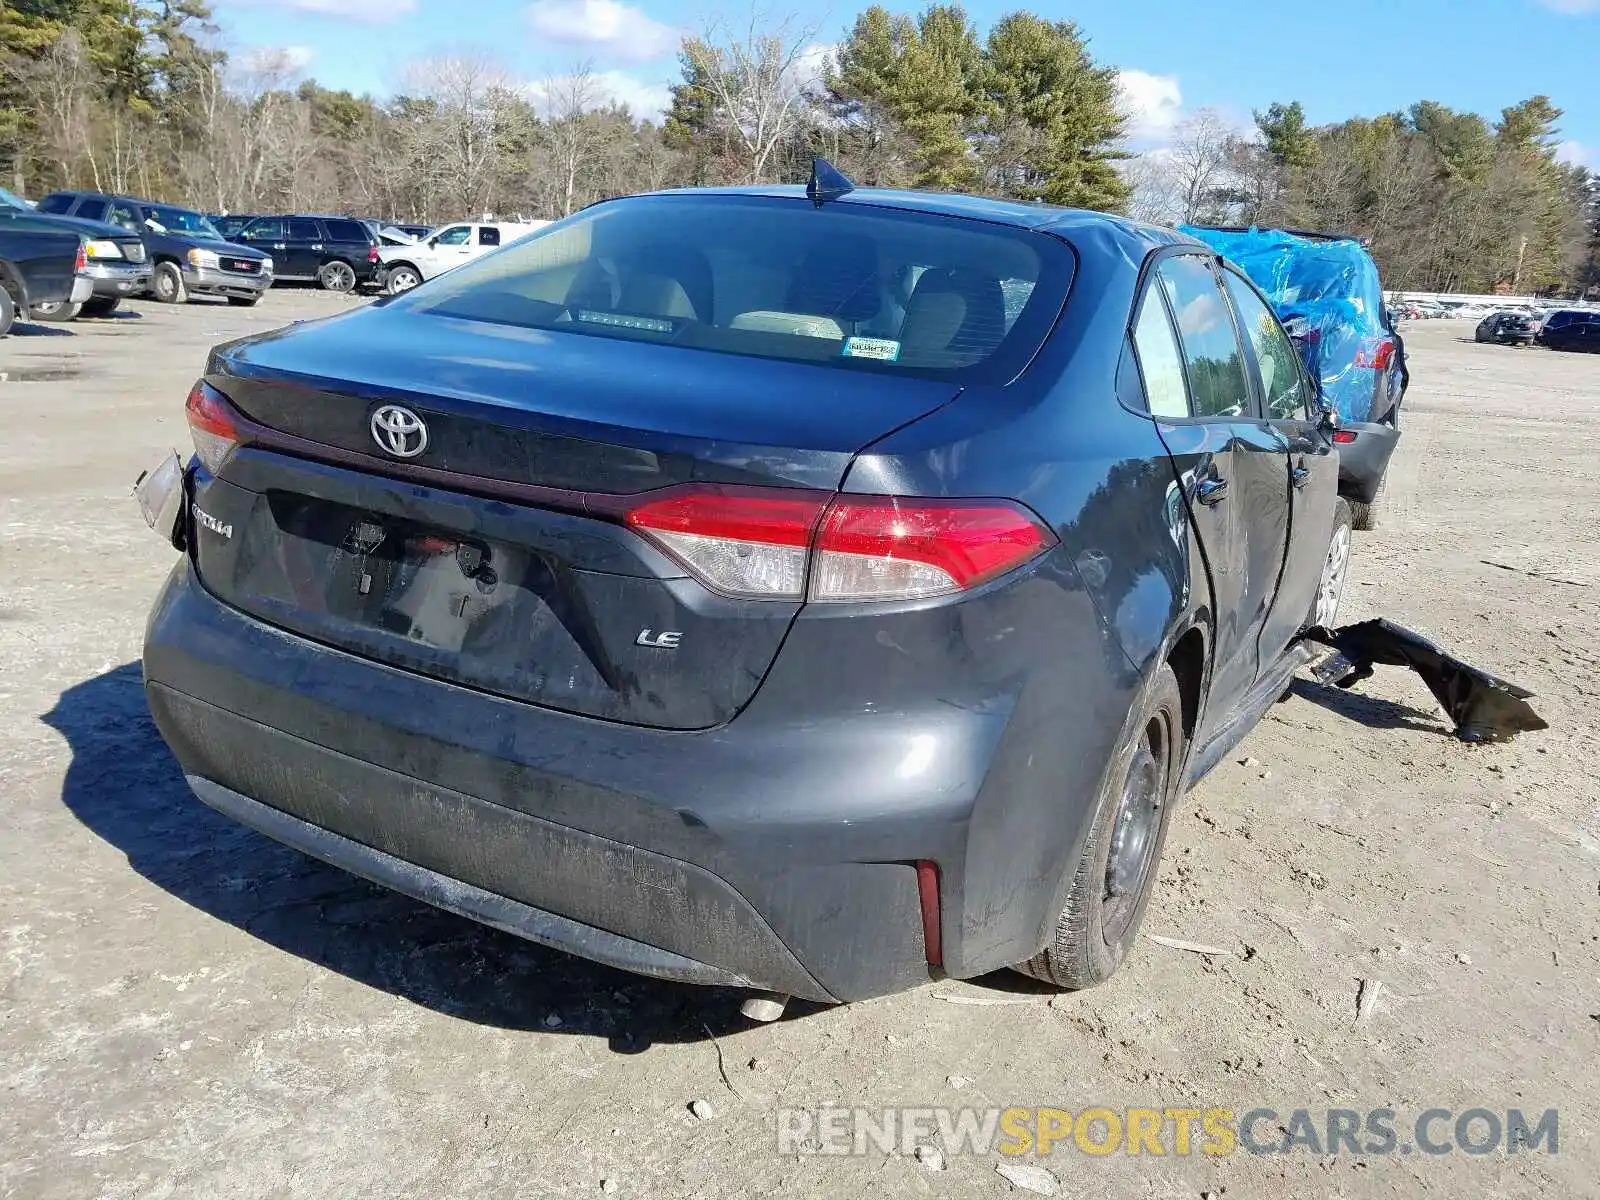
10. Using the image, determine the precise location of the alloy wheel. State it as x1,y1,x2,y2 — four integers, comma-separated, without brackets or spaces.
1314,522,1351,628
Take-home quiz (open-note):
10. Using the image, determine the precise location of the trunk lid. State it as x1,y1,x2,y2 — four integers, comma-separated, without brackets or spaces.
191,305,961,729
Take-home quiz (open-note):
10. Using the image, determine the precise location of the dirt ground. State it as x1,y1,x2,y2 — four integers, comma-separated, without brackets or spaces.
1,293,1596,1199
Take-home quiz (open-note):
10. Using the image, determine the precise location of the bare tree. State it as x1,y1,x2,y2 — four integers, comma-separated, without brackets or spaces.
11,31,102,191
1168,109,1232,223
682,12,819,184
1122,151,1183,226
402,52,519,217
532,64,607,217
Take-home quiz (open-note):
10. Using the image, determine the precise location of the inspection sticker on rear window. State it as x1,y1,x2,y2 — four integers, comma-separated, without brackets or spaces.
842,336,901,362
577,309,674,333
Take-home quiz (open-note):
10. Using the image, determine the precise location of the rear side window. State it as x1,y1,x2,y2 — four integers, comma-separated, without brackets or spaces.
1157,256,1252,419
107,202,141,231
324,219,368,243
401,195,1073,383
478,226,501,247
245,217,285,241
75,198,108,221
433,225,471,246
288,218,321,240
1131,293,1190,418
37,194,74,214
1223,270,1306,420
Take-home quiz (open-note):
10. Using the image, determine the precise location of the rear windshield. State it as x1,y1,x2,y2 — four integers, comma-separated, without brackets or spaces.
395,194,1073,383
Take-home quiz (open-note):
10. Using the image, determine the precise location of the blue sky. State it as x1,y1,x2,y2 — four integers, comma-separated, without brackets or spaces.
213,0,1599,167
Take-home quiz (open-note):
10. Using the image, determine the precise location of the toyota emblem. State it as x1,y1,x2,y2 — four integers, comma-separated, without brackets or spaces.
370,404,428,458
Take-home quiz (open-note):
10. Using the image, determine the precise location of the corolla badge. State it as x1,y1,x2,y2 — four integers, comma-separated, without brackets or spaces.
370,404,429,458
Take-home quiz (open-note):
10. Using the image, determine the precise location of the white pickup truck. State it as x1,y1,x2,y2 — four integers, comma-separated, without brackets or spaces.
378,220,548,294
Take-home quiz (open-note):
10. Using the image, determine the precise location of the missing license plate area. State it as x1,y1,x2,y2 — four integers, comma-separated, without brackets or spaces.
271,496,528,654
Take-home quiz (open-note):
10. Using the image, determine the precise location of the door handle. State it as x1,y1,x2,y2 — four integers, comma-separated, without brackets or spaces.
1291,464,1311,490
312,243,324,250
272,243,286,250
1196,476,1229,506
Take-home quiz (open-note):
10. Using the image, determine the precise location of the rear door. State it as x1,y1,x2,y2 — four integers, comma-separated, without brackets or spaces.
1223,268,1337,653
285,218,322,277
1141,253,1293,727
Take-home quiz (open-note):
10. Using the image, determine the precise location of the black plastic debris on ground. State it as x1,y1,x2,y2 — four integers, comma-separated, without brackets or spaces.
1302,618,1548,743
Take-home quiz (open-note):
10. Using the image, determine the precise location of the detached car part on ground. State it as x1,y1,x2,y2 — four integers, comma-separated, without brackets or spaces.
0,222,93,336
139,171,1361,1017
1182,227,1409,531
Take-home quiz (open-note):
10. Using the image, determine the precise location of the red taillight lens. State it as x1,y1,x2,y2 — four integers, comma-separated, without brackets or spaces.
368,245,380,263
1355,338,1396,370
624,485,1054,602
74,243,87,273
185,380,240,473
1332,429,1357,445
811,496,1053,601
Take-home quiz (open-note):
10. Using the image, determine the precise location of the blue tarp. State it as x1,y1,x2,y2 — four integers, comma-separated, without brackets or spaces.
1179,226,1390,424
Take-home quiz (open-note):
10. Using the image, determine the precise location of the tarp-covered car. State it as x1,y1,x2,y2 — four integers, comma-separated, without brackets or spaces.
1183,226,1408,530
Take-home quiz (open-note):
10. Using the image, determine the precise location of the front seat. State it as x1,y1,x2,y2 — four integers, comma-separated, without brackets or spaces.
615,245,713,322
899,268,1006,366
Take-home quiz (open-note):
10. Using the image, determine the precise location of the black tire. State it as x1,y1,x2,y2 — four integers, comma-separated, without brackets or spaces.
30,299,81,322
226,295,261,307
385,263,422,294
152,261,186,304
80,296,120,318
1349,470,1384,531
1015,664,1186,990
0,286,15,337
317,260,356,293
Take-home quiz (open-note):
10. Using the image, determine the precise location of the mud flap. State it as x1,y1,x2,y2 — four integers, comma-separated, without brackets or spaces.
134,452,186,551
1303,618,1547,743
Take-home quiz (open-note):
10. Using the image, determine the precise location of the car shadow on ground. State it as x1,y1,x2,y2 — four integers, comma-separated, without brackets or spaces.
43,661,810,1047
7,321,75,337
1286,678,1452,735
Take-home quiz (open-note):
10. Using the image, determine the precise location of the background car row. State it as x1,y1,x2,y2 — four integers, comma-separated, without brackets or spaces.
0,188,545,334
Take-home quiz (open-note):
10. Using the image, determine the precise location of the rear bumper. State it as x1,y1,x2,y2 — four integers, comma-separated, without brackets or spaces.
184,264,271,298
84,260,151,298
142,553,1132,1001
1337,419,1401,504
69,275,95,304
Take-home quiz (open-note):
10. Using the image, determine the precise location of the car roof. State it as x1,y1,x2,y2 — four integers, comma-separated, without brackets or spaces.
638,185,1194,255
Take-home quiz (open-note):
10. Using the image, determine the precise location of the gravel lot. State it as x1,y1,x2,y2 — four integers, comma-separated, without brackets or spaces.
1,293,1596,1198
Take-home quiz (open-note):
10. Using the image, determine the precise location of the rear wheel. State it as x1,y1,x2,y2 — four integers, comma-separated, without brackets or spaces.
152,262,186,304
30,299,80,322
1015,665,1186,990
1312,498,1354,627
80,296,120,318
318,260,356,293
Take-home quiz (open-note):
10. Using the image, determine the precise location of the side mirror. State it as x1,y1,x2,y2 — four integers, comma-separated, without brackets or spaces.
1317,400,1340,435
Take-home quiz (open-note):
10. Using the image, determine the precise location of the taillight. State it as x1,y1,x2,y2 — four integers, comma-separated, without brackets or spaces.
74,243,87,273
185,380,240,473
1332,429,1358,445
811,497,1053,601
625,486,826,598
1355,338,1396,370
368,246,380,263
624,485,1054,602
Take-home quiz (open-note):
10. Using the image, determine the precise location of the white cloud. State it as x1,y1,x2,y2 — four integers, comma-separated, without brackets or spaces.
255,0,417,22
1556,140,1595,169
1117,70,1183,142
789,41,837,93
525,0,679,63
524,70,672,119
238,44,314,75
1534,0,1599,12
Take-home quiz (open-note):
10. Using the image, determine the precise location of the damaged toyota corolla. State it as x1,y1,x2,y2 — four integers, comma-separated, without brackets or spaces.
138,166,1354,1016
